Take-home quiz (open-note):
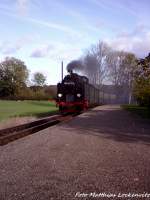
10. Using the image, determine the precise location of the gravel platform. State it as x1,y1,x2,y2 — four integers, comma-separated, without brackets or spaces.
0,105,150,200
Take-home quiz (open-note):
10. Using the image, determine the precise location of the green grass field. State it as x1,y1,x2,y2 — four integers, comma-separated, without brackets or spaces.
0,100,58,121
122,104,150,119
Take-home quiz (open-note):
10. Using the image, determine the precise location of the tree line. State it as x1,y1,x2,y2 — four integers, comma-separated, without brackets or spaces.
71,41,149,107
0,57,55,100
0,45,149,107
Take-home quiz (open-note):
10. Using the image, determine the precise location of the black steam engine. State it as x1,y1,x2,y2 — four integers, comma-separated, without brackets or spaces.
56,70,101,113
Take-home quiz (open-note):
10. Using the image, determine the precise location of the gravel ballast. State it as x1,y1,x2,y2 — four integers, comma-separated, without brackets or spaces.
0,105,150,200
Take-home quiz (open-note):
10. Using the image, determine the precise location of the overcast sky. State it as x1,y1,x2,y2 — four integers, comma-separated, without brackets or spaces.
0,0,150,84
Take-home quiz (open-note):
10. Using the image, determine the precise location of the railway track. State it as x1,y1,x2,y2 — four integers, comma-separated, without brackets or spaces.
0,114,74,146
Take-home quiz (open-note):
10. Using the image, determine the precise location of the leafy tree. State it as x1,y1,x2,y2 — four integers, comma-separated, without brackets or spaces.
133,53,150,107
105,51,137,103
0,57,29,97
106,51,137,86
32,72,46,86
83,41,111,85
82,41,137,103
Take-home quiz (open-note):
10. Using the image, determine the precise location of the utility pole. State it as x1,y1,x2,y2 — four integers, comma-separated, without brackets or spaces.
128,71,133,104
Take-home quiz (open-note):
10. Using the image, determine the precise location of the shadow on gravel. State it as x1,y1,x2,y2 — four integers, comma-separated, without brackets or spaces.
59,108,150,145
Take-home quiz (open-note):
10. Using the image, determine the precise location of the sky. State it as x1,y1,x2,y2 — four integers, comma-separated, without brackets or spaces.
0,0,150,84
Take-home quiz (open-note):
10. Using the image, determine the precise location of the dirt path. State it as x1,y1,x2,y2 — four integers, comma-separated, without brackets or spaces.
0,105,150,200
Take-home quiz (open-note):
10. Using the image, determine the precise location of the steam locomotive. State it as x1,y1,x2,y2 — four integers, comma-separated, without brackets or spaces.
56,70,101,113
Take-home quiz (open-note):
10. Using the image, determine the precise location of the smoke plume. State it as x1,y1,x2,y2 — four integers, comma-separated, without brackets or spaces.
66,60,84,72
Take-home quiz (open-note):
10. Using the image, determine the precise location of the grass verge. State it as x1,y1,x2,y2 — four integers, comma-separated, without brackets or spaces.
0,100,58,121
122,104,150,119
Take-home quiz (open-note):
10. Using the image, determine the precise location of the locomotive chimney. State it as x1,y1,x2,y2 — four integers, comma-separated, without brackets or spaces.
61,61,63,81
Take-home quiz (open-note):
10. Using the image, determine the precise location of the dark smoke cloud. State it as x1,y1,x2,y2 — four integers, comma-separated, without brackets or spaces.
66,59,97,84
66,60,84,72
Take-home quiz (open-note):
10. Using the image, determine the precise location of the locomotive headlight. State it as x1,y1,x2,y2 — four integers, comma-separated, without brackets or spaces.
77,93,81,97
58,93,62,97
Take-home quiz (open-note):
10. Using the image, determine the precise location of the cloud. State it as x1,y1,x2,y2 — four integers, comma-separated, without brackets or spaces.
1,1,103,41
2,44,21,54
0,41,22,55
30,43,83,62
55,47,83,62
30,45,54,58
1,10,83,39
16,0,29,14
88,0,138,17
28,17,82,38
37,0,103,34
105,25,150,57
0,35,37,55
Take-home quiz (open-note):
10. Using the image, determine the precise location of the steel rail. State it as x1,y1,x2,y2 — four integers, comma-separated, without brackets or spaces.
0,114,73,146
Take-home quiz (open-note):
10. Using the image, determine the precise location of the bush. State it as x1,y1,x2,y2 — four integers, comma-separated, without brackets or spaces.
134,79,150,108
0,87,52,100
